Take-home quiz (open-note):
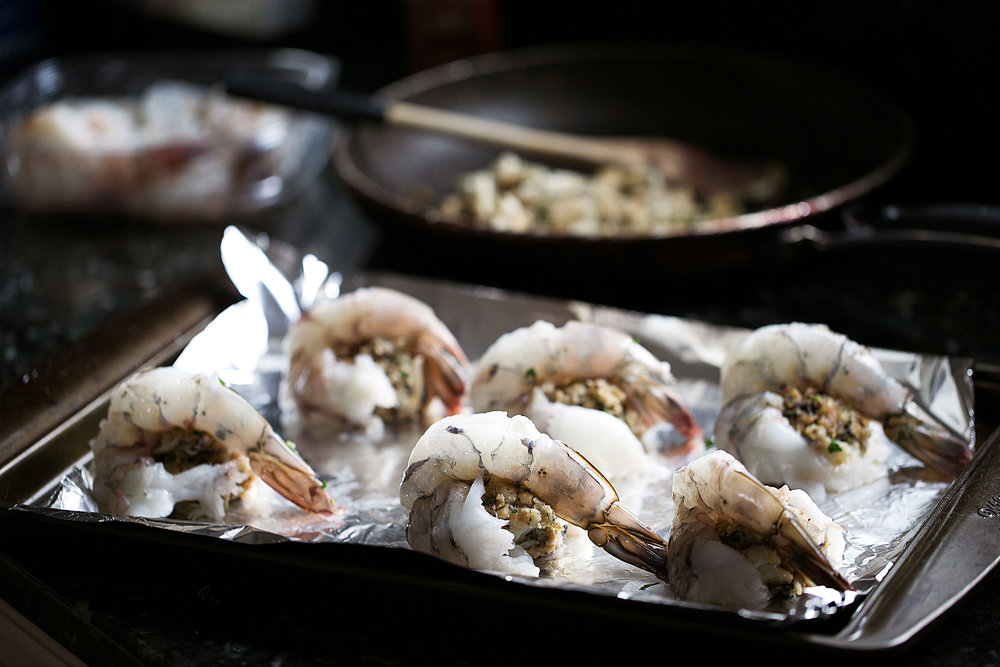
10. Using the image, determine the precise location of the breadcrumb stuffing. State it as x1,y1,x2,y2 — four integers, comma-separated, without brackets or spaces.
152,427,255,515
541,377,644,437
711,512,804,596
349,336,425,422
780,386,871,464
481,478,567,559
438,151,743,237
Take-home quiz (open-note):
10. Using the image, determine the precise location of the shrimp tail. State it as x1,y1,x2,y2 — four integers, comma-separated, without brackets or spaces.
587,503,669,577
633,386,701,436
631,385,706,457
883,398,973,478
424,351,469,416
732,467,851,592
776,513,854,592
247,433,334,514
417,333,470,416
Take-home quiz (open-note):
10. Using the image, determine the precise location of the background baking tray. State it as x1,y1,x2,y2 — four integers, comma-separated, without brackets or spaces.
1,269,998,663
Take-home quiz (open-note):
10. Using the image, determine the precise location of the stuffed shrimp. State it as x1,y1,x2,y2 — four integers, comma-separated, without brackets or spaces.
523,388,653,484
90,366,333,521
284,286,470,436
714,322,972,494
469,320,703,460
399,412,670,578
667,450,850,607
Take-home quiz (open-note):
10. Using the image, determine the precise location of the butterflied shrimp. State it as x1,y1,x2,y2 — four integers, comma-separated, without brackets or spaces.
284,286,470,435
399,412,670,578
469,320,703,459
667,450,850,607
90,366,333,521
714,389,893,499
524,388,655,484
718,322,972,479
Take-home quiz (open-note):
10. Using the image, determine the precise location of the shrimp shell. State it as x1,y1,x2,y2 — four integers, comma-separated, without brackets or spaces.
719,322,972,478
400,412,670,577
469,319,702,451
524,388,652,484
668,450,850,605
285,286,470,430
91,366,333,520
713,390,893,499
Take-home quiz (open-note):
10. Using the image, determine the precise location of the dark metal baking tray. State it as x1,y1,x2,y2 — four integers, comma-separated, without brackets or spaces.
1,269,997,657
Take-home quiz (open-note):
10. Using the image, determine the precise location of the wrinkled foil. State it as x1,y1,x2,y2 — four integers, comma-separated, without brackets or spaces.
43,226,975,624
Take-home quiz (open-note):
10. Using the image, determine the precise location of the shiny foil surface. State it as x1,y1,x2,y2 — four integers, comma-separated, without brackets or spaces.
43,227,976,625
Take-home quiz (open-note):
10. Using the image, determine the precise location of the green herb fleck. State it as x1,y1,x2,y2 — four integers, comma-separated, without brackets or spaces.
525,367,537,381
285,439,298,451
218,377,226,386
827,440,843,453
321,480,328,489
703,435,715,449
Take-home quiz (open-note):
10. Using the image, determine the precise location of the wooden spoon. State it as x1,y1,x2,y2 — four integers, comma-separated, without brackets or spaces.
225,77,788,201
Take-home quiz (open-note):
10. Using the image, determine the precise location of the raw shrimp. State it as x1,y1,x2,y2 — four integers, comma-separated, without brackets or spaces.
90,366,333,521
718,322,972,479
284,286,470,434
523,388,652,483
714,390,893,499
469,320,703,457
399,412,670,578
667,450,850,607
3,83,290,220
6,99,141,209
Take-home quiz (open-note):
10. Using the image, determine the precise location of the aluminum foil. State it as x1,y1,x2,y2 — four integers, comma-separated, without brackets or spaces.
44,226,976,625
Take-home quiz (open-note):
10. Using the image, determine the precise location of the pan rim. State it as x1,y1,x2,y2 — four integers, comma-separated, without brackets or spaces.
333,40,914,244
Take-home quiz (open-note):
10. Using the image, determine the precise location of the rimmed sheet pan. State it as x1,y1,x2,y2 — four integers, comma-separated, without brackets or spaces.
1,243,997,652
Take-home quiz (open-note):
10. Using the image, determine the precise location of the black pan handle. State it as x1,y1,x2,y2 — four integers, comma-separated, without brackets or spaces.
780,203,1000,252
225,75,389,122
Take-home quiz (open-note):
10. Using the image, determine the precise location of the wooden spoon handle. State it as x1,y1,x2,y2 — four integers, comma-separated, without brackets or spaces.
225,77,677,170
225,76,639,165
384,100,637,165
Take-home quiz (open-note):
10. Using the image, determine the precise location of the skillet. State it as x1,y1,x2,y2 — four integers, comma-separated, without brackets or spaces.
332,42,912,280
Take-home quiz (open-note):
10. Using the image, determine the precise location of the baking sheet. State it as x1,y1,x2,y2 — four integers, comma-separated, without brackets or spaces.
30,226,980,634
